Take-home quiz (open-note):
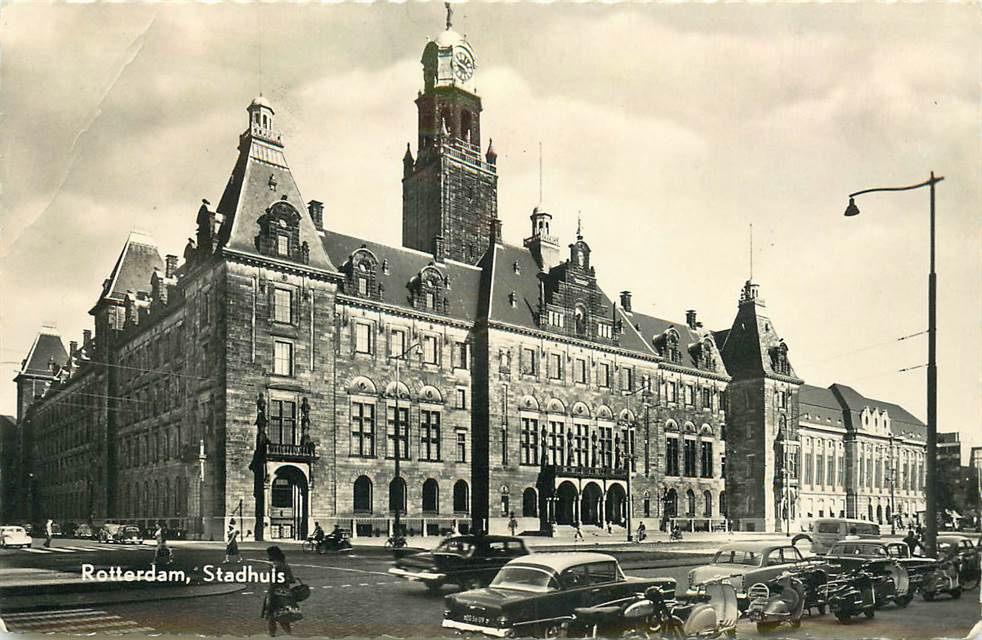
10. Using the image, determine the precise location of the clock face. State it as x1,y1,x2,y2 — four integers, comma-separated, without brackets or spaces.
453,48,475,82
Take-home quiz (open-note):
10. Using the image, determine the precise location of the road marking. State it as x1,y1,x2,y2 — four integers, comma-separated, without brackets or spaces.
2,608,100,619
41,547,76,553
11,619,139,633
12,615,123,628
291,563,390,576
340,584,351,587
376,581,388,585
22,547,51,553
1,608,150,634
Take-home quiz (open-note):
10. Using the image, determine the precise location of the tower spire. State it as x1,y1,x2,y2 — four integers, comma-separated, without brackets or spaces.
749,222,753,280
576,211,583,240
445,1,453,30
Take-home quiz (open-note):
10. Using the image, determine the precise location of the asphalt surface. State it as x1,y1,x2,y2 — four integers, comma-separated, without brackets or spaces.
0,537,978,638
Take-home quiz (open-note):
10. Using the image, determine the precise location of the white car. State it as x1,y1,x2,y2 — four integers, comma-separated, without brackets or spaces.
0,526,32,549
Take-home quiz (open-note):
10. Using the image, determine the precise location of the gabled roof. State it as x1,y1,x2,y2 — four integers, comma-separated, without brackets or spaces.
98,231,164,303
829,383,926,438
718,281,802,383
215,108,335,274
484,243,653,357
17,329,68,378
799,384,846,427
322,230,482,323
627,310,728,376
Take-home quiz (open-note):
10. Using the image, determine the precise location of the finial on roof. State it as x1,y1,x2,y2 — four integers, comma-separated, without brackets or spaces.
576,211,583,240
486,138,497,164
445,1,453,30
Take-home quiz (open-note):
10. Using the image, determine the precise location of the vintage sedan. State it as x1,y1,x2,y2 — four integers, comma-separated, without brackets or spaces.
73,523,95,539
390,535,529,592
0,526,32,549
442,552,672,638
938,535,980,589
98,523,142,544
822,540,920,607
687,541,809,596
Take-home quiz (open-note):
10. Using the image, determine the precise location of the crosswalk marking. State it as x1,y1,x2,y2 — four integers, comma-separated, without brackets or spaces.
10,544,142,555
1,608,151,635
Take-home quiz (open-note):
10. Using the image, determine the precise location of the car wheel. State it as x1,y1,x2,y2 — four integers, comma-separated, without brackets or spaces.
922,591,935,601
951,587,962,600
863,607,875,619
897,593,913,608
424,581,444,593
835,611,851,623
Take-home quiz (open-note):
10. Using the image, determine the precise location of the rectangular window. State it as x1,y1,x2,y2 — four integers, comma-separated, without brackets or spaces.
597,363,610,388
684,385,695,406
273,340,294,376
355,323,374,354
520,417,539,465
456,431,467,463
599,426,613,468
666,382,677,403
452,342,469,369
269,399,297,445
386,406,409,460
422,335,438,364
573,423,589,466
420,410,441,461
804,452,814,485
547,420,565,465
350,402,375,457
827,454,836,486
574,359,587,384
621,367,634,391
666,438,680,476
455,388,467,410
548,353,563,380
700,441,713,478
424,291,435,309
277,234,290,256
598,323,612,339
357,277,368,296
701,388,712,410
521,347,537,376
273,288,293,324
390,329,405,359
683,439,697,477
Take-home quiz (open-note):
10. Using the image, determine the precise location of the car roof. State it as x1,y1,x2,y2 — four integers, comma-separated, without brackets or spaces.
443,535,523,544
505,552,616,572
832,539,897,546
938,535,974,543
716,540,793,553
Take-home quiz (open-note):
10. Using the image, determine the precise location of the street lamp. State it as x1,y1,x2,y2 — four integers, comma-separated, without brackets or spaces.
389,341,422,538
889,435,897,535
622,378,652,542
844,171,943,557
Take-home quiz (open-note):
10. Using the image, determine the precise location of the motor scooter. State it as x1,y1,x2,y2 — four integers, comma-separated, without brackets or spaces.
826,564,876,623
613,575,739,639
317,532,353,554
868,560,912,608
746,572,806,634
922,557,961,601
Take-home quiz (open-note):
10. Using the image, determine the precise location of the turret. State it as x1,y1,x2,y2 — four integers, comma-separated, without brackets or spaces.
523,205,561,271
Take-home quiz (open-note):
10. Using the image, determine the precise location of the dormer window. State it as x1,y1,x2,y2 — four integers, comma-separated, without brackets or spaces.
345,248,381,301
411,265,446,313
255,200,306,264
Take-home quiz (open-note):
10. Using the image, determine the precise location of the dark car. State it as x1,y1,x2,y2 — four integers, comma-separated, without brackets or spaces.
389,535,529,592
443,552,672,638
98,523,142,544
823,539,936,605
938,535,980,589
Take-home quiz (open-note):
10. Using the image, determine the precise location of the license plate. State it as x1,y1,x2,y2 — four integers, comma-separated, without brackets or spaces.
462,615,491,625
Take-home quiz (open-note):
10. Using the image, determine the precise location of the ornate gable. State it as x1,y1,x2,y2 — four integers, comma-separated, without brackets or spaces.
254,198,310,265
409,264,449,313
343,247,382,300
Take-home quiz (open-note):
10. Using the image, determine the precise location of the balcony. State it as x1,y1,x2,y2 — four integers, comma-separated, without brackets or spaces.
551,464,628,481
264,442,317,462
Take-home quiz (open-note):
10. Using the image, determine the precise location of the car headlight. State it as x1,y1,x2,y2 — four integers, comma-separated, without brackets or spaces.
497,615,509,627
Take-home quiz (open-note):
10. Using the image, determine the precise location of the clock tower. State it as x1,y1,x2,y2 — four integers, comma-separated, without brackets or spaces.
402,6,499,265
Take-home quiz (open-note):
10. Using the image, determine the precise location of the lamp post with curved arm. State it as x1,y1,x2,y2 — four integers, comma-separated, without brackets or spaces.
844,171,943,558
389,341,422,538
622,377,652,542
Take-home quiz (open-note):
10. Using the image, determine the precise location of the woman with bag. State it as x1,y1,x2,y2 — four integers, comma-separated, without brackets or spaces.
224,519,240,564
261,546,303,637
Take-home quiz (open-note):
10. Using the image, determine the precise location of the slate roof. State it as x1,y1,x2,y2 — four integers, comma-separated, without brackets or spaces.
627,310,728,375
484,242,654,357
215,115,335,274
18,330,68,378
829,383,926,439
322,230,482,323
98,231,164,302
718,282,803,382
799,384,846,428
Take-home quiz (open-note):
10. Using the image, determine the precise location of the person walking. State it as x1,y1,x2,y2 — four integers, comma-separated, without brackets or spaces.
262,546,302,637
44,519,53,548
573,520,584,542
224,518,241,564
153,520,172,566
904,529,924,556
508,512,518,537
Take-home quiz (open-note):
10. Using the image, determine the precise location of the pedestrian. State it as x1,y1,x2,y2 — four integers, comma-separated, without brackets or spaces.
903,529,923,556
508,512,518,537
153,520,172,566
44,519,53,548
224,518,240,564
262,546,302,637
573,520,584,542
636,521,646,542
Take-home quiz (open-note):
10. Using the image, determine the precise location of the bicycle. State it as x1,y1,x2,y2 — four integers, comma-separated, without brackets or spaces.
302,537,318,553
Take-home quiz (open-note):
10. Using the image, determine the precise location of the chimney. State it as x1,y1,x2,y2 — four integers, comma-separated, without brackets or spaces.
620,291,632,313
69,341,78,358
307,200,324,232
165,255,178,278
686,309,698,330
83,329,92,346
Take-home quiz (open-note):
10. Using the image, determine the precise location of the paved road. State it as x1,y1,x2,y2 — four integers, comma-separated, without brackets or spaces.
1,538,979,638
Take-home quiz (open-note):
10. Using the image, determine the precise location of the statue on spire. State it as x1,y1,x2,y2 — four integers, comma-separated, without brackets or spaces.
445,1,454,30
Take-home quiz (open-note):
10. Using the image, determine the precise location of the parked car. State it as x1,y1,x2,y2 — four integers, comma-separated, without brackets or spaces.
442,552,670,638
98,523,142,544
822,539,933,606
73,523,94,539
390,535,529,592
0,526,32,549
938,535,980,589
793,518,880,555
687,541,809,597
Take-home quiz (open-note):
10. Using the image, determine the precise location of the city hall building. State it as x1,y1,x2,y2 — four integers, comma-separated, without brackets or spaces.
7,15,925,540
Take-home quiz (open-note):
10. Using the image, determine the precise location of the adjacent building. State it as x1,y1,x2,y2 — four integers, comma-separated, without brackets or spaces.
6,13,927,538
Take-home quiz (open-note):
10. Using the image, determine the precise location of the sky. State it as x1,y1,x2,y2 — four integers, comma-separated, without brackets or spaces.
0,2,979,462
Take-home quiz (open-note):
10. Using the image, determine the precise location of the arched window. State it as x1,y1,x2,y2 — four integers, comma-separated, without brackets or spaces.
703,490,712,517
665,489,678,518
453,480,469,513
686,489,696,517
353,476,372,513
272,477,292,508
522,487,537,517
720,491,727,517
389,478,407,514
422,479,439,513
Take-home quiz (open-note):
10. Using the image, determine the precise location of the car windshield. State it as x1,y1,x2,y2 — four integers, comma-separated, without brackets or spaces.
434,539,475,556
490,565,558,593
886,545,908,558
713,550,761,566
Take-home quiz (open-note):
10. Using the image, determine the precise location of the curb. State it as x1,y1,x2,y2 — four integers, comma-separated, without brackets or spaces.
0,581,246,613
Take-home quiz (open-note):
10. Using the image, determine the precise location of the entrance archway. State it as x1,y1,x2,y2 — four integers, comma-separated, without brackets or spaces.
270,465,308,540
605,484,626,526
581,483,602,526
876,504,883,524
556,481,578,525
